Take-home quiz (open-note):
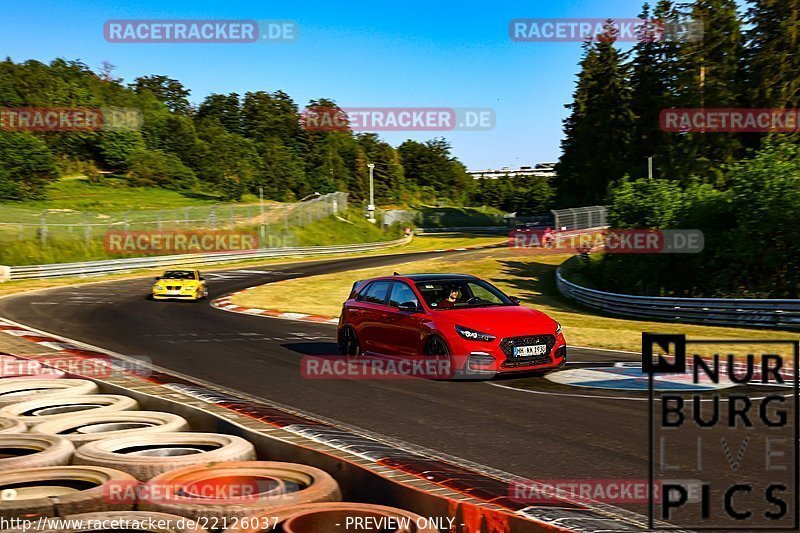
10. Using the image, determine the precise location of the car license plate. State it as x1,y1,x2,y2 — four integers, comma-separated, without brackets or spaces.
514,344,547,357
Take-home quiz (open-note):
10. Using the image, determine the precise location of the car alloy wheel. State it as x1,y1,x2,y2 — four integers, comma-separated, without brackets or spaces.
423,336,451,378
337,327,361,359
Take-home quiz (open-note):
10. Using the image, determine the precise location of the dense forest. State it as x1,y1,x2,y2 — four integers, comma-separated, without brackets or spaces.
0,59,552,214
560,0,800,297
557,0,798,205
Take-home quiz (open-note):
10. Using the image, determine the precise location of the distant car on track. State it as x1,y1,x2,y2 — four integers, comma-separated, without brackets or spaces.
337,273,566,377
151,269,208,301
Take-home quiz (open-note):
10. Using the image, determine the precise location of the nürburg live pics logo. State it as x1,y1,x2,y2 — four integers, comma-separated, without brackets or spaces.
644,333,799,530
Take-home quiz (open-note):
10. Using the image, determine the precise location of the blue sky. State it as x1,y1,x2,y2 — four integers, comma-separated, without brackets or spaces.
6,0,665,168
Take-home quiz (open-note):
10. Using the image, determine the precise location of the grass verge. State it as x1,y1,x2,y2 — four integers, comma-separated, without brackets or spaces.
230,249,799,353
0,210,399,265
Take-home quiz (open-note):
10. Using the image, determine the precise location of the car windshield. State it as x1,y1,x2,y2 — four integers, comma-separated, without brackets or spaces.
161,271,195,280
414,279,512,310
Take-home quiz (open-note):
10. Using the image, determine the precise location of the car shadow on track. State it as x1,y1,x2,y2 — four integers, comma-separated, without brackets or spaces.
282,342,339,356
282,342,551,383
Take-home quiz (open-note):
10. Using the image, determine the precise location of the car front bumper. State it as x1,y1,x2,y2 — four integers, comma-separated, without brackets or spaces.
450,334,568,375
152,291,199,300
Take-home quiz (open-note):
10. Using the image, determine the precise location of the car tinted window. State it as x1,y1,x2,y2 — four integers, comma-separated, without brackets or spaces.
363,281,391,305
389,282,419,307
470,283,497,302
162,271,195,279
415,279,512,309
355,282,369,301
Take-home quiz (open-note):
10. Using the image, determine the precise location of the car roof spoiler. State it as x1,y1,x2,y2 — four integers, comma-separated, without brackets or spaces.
349,280,365,299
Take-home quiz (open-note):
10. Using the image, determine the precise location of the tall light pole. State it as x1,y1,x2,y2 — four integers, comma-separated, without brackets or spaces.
367,163,376,223
259,187,265,244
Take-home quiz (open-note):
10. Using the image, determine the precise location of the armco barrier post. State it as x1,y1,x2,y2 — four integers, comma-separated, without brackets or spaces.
0,266,10,283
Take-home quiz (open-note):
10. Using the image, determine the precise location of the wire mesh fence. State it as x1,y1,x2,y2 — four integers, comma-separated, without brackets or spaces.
379,209,419,228
0,192,349,247
551,206,608,231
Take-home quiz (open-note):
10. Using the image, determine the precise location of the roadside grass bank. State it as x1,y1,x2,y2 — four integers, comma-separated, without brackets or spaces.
0,210,397,265
230,249,798,353
416,206,506,228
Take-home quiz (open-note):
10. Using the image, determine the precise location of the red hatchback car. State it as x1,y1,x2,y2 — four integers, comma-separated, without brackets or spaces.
337,273,567,377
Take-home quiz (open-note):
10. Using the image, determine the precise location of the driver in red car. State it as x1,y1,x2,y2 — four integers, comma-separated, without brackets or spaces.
437,287,461,308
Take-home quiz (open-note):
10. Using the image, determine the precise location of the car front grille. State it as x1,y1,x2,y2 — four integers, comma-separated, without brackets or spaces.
499,334,555,367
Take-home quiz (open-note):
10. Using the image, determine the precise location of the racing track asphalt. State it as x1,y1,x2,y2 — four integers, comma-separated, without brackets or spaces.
0,247,781,524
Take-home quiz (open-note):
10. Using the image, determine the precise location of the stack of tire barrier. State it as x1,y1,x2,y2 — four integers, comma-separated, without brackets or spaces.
0,356,439,533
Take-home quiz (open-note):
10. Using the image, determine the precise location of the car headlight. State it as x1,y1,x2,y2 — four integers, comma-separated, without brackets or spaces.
183,286,194,291
555,322,562,335
154,285,163,290
455,325,496,342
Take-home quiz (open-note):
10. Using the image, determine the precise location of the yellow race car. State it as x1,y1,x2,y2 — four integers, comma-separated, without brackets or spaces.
151,269,208,301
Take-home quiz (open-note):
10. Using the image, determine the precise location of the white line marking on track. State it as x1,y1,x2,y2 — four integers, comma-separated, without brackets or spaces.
486,381,647,401
486,381,792,402
570,345,641,355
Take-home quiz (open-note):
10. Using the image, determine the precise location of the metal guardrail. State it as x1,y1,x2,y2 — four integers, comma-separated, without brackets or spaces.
551,206,607,231
416,226,509,234
556,268,800,329
4,237,409,281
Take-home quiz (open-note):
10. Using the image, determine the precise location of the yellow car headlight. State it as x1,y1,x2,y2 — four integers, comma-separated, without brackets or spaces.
154,285,163,290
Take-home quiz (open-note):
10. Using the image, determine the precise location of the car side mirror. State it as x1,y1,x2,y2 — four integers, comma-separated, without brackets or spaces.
199,277,205,281
154,276,160,280
510,296,521,304
398,301,419,312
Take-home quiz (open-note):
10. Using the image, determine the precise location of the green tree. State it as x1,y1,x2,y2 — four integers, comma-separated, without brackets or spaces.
598,140,800,298
398,138,471,204
0,132,59,199
242,90,306,153
557,22,634,206
257,136,309,200
128,149,197,190
197,93,242,135
629,1,684,180
95,131,146,171
195,122,262,200
141,102,201,167
132,75,192,115
674,0,745,184
746,0,800,108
